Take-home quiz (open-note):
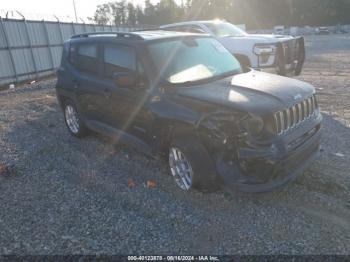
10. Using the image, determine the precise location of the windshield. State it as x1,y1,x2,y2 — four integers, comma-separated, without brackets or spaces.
204,22,247,37
147,37,241,84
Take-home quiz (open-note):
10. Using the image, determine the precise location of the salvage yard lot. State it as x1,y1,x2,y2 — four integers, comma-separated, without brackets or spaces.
0,34,350,254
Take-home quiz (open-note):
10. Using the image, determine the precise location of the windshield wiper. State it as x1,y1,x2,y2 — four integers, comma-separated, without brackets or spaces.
172,70,240,86
223,34,245,37
211,69,241,80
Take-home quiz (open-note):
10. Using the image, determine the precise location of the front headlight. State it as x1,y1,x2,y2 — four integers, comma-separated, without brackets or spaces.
240,114,264,136
253,45,276,55
253,45,277,66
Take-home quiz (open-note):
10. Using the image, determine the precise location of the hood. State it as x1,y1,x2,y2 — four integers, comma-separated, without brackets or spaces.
247,34,294,41
175,70,315,115
218,34,294,53
224,34,295,42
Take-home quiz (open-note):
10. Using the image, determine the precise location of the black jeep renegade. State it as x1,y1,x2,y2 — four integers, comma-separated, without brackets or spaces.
55,31,322,192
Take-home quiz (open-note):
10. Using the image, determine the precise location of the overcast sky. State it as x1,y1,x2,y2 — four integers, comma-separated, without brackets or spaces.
1,0,175,21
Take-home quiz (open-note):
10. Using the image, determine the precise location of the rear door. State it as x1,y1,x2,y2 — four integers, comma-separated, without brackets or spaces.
69,42,109,122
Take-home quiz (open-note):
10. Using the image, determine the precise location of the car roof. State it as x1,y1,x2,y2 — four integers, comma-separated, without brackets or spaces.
69,30,205,43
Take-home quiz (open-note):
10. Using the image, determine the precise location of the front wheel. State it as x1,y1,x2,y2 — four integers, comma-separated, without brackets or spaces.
169,136,220,192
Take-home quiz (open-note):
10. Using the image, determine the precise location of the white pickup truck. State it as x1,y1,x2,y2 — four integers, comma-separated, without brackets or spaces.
160,20,305,76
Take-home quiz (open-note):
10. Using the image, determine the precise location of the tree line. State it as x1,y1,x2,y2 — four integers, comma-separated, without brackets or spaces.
92,0,350,29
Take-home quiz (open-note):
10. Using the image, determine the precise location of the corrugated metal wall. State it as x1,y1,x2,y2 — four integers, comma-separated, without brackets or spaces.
0,18,142,87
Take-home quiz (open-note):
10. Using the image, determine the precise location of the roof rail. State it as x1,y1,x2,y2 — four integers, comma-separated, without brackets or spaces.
71,31,143,40
133,27,160,32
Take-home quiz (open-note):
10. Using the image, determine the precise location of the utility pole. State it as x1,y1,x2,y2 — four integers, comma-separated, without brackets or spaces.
72,0,78,23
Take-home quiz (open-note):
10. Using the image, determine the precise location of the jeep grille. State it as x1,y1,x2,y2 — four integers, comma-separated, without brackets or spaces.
274,95,318,134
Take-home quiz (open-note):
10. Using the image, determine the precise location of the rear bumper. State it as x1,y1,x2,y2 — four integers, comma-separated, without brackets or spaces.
217,113,322,193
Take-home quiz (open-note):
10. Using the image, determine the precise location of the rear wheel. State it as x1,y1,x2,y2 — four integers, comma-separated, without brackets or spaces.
169,136,220,192
63,100,88,138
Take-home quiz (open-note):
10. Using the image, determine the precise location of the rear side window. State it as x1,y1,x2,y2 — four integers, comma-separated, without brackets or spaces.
77,44,98,74
74,44,98,74
103,44,136,79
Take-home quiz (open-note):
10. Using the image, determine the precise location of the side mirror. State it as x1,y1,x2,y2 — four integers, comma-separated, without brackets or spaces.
113,72,137,88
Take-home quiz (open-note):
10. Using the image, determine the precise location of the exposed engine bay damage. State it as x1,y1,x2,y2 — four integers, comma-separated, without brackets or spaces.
194,109,322,193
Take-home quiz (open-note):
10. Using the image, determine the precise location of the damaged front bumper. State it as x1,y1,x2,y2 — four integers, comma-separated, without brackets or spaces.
216,112,322,193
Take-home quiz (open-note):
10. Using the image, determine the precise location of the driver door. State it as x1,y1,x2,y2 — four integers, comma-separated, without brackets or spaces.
100,43,152,142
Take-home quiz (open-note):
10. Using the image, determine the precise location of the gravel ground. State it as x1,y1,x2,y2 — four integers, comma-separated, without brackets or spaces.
0,34,350,255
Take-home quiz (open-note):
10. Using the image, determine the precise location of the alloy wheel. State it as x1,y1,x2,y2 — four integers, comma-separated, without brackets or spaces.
169,147,194,190
65,105,80,134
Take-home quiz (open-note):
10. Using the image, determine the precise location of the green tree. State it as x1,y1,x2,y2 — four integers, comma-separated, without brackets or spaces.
136,5,145,25
92,0,350,29
93,3,112,25
127,3,137,26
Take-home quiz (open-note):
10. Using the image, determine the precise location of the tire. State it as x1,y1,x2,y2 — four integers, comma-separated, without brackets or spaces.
169,135,220,193
63,99,88,138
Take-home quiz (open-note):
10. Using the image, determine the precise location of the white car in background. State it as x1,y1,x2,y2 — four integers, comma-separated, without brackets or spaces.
160,20,305,76
316,27,330,35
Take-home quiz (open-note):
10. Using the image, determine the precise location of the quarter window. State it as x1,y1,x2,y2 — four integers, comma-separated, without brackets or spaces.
76,44,98,74
103,45,136,79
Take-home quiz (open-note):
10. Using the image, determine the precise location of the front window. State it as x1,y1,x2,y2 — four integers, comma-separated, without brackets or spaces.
147,37,241,84
204,22,247,37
